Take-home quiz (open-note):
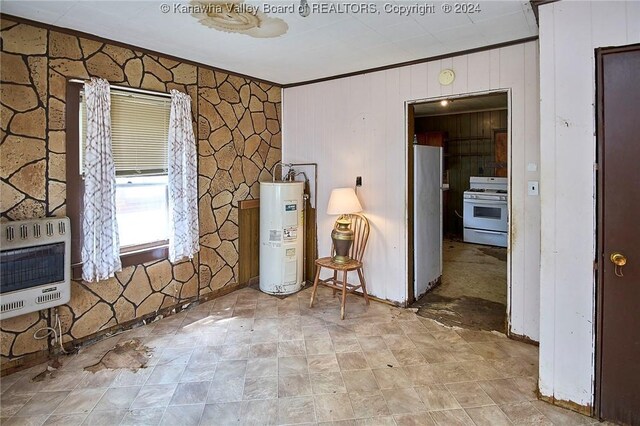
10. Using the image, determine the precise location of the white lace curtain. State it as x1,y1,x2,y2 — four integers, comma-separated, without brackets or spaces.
81,78,121,282
167,90,199,262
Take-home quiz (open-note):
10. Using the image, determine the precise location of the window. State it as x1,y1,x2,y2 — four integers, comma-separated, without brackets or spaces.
80,89,171,252
115,175,169,248
68,84,172,274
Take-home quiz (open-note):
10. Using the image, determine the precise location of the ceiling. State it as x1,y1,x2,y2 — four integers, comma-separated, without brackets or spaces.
2,1,538,85
414,92,508,116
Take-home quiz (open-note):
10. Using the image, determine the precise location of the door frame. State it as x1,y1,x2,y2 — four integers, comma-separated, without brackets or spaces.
405,89,513,330
594,43,640,419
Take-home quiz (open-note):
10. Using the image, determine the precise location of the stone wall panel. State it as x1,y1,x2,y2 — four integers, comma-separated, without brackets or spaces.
0,18,281,369
0,135,45,177
86,52,125,82
0,84,39,112
12,319,48,356
102,44,135,66
9,160,46,200
123,266,152,306
80,39,103,57
70,302,114,339
136,293,165,317
1,24,46,54
1,52,30,84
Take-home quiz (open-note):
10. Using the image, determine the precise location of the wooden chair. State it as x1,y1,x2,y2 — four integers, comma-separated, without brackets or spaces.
309,213,370,319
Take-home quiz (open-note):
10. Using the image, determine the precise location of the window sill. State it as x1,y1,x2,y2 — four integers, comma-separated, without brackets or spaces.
121,242,168,268
71,242,169,280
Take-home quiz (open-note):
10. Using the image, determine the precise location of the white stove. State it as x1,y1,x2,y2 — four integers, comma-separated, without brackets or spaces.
463,177,508,247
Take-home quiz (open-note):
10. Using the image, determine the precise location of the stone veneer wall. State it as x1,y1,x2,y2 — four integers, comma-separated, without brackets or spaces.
0,17,281,370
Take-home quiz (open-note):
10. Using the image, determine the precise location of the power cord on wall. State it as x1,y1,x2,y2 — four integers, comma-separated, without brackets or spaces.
33,308,68,354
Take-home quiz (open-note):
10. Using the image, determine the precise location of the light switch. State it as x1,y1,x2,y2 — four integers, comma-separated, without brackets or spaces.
528,181,539,196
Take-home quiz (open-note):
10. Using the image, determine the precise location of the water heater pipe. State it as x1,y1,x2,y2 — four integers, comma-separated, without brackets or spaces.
288,163,318,282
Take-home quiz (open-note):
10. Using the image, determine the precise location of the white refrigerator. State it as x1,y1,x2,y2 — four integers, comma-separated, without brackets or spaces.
413,145,443,300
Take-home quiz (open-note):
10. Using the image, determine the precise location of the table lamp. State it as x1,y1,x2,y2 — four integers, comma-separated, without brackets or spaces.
327,187,363,263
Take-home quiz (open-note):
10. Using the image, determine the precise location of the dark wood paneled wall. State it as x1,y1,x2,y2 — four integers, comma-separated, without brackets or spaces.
415,110,508,237
238,199,261,284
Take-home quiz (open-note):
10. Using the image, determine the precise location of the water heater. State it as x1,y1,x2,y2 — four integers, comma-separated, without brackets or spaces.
259,181,304,295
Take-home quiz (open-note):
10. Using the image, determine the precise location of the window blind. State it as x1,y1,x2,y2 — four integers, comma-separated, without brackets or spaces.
80,90,171,176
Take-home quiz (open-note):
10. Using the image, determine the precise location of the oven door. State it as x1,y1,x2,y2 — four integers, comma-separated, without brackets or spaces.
463,198,508,232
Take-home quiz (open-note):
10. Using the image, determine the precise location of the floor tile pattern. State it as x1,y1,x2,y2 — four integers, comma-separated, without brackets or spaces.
1,287,606,425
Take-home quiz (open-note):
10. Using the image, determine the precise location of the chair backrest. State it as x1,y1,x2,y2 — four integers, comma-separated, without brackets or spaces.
332,213,370,262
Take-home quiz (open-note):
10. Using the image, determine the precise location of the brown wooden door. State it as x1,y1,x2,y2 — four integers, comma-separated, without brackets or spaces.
597,45,640,425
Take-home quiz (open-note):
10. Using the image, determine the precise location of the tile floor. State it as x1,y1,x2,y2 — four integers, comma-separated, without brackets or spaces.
1,286,603,425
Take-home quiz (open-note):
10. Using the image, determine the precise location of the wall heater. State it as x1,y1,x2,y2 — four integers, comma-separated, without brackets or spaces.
0,217,71,320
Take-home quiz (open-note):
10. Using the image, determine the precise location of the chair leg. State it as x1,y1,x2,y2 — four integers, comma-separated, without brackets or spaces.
332,270,338,297
309,266,322,308
340,270,348,320
357,268,370,305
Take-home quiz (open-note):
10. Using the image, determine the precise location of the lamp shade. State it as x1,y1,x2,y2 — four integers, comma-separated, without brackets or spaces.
327,188,362,215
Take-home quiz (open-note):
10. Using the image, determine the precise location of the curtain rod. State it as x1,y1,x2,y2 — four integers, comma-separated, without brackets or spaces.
69,79,172,98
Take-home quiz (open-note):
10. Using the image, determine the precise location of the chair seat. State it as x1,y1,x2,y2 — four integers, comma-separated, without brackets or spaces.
310,213,370,320
315,256,362,271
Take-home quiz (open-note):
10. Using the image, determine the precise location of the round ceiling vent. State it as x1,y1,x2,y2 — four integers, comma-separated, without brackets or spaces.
191,1,288,38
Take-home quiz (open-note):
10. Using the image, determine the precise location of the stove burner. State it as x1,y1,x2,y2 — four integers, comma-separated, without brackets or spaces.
468,188,485,192
496,190,507,194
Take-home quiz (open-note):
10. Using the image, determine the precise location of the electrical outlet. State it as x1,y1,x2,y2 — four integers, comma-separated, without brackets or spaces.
356,176,362,187
528,181,539,196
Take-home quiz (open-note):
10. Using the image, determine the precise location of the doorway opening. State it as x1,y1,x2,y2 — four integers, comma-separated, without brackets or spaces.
407,91,510,334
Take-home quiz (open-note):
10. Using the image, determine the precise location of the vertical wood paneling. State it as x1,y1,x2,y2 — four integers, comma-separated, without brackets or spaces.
467,52,491,93
538,0,640,408
499,43,527,336
410,63,429,101
452,56,469,94
523,40,541,344
282,42,540,316
238,200,260,284
427,61,441,98
489,49,501,89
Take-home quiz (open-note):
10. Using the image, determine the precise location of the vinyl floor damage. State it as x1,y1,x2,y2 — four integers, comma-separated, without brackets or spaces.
413,241,508,333
1,285,602,425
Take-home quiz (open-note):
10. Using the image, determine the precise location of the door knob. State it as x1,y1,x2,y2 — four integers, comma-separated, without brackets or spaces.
610,253,627,277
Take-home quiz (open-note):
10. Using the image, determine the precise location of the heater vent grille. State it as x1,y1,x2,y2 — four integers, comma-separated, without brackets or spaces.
37,292,61,304
0,217,71,320
1,300,25,314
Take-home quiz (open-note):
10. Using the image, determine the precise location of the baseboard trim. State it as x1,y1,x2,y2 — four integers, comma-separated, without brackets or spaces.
537,392,593,417
507,331,540,346
0,349,50,377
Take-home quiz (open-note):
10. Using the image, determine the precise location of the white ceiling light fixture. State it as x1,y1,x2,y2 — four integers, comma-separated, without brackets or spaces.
191,0,288,38
440,99,450,107
438,69,456,86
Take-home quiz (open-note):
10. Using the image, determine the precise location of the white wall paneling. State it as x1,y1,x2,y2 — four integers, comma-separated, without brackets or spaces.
538,0,640,409
282,41,541,341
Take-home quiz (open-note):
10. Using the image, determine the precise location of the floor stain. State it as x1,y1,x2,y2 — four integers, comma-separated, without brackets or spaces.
478,246,508,262
84,339,151,373
412,293,506,333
